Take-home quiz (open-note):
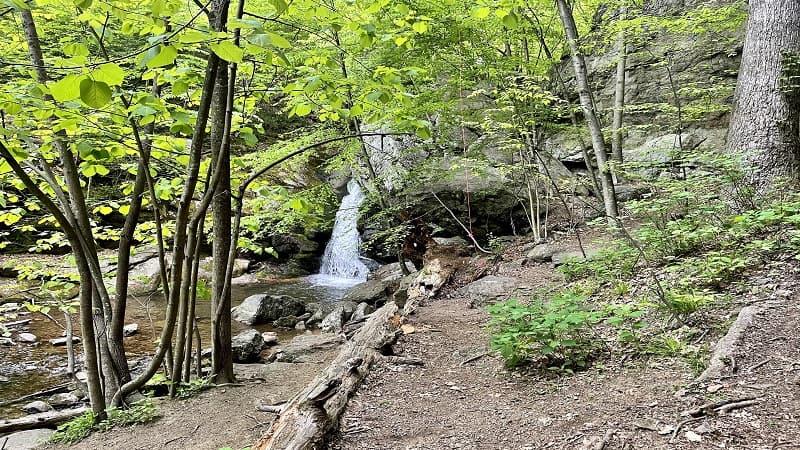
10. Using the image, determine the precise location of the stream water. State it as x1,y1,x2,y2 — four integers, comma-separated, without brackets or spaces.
0,178,372,420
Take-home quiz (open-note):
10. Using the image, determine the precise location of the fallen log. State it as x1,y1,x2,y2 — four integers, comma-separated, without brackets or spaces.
252,302,402,450
0,407,88,433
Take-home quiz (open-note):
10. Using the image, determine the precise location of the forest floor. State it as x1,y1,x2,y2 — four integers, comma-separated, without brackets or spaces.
14,230,800,449
331,233,800,450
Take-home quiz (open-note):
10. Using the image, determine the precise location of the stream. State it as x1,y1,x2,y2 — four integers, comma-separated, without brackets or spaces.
0,277,352,419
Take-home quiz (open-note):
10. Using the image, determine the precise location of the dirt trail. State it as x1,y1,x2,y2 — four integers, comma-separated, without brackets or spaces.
332,252,800,449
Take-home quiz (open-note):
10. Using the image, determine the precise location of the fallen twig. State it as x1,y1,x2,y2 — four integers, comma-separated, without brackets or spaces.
163,424,200,446
382,356,424,366
747,358,772,374
257,404,284,414
460,351,490,366
682,396,759,417
670,417,703,444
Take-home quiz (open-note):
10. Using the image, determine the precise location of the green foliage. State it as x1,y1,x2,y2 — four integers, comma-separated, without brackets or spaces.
559,243,639,282
50,400,158,444
487,292,645,372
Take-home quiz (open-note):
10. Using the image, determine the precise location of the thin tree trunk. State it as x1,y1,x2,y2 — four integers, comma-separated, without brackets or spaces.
610,4,627,167
726,0,800,191
556,0,619,223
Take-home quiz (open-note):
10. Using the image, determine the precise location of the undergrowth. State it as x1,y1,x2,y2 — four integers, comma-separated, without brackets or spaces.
49,400,158,444
488,150,800,372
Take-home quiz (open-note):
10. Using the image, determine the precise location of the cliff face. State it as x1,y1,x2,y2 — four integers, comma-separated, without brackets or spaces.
550,0,745,165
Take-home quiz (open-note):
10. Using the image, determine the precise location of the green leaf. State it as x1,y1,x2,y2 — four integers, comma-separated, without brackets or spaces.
74,0,92,8
472,6,491,19
502,12,519,29
145,45,178,69
79,79,112,108
270,0,287,14
2,0,30,10
92,63,125,86
412,21,428,33
210,40,243,63
267,32,291,49
50,74,85,102
294,103,312,117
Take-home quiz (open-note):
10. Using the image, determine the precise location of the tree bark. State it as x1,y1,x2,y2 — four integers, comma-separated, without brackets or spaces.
610,5,627,167
726,0,800,191
556,0,619,223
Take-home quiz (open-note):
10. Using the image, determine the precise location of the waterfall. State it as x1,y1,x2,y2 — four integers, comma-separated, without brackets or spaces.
309,179,369,286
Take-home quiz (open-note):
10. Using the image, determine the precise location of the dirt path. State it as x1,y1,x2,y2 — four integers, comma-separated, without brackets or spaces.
46,357,336,450
332,257,800,449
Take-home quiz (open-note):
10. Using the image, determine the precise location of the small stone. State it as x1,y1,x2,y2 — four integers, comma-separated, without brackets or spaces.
48,392,80,408
22,400,53,413
685,430,702,442
261,332,279,347
17,333,37,343
0,376,9,383
75,371,88,383
707,384,723,393
295,321,306,331
123,323,139,337
50,336,81,346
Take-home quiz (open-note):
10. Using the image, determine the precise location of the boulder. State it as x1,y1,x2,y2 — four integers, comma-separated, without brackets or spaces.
22,400,53,413
0,429,54,450
305,302,337,327
123,323,139,337
526,243,560,263
343,280,388,304
199,257,250,281
432,236,470,247
551,246,602,267
350,302,375,323
339,301,358,321
272,315,299,328
458,275,523,308
48,392,81,408
17,332,37,343
269,334,345,363
261,332,279,347
320,306,346,334
232,294,306,325
369,262,417,283
231,329,265,363
50,336,81,346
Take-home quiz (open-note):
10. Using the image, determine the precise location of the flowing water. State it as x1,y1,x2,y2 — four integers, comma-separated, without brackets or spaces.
0,178,373,419
309,179,369,288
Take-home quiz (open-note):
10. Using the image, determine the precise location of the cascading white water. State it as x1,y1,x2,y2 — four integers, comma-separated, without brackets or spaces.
309,179,369,287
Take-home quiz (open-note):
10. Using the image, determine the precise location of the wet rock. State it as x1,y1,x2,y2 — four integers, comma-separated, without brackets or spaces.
261,332,279,347
343,280,388,304
232,294,306,325
526,244,560,263
270,334,345,363
1,429,54,450
350,302,375,323
17,332,37,343
458,275,523,308
320,306,346,334
48,392,81,408
22,400,53,413
123,323,139,337
50,336,81,346
272,315,299,328
340,301,358,321
231,329,265,363
305,302,336,327
369,262,417,283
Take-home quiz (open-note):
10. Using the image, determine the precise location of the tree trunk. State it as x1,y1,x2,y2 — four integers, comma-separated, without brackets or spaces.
726,0,800,191
610,5,627,167
556,0,619,223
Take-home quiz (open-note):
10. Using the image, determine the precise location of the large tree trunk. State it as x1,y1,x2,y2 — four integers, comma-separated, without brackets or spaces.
726,0,800,191
556,0,619,223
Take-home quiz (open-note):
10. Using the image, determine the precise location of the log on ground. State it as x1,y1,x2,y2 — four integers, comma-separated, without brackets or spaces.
0,407,88,434
252,302,402,450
